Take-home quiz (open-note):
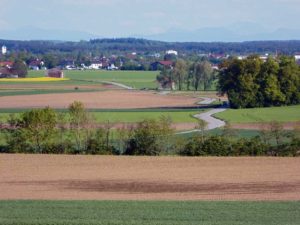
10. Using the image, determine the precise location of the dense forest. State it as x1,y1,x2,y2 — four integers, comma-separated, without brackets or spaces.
1,38,300,55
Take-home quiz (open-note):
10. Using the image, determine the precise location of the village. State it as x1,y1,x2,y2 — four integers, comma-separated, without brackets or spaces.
1,43,300,79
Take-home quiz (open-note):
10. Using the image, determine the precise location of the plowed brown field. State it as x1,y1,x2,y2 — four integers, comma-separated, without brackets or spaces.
0,154,299,201
0,90,197,109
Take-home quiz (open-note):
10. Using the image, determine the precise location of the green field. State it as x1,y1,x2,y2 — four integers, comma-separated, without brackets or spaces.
0,200,298,225
27,70,159,89
0,109,203,124
215,105,300,123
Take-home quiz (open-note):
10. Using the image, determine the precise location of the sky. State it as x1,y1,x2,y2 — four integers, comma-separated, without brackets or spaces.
0,0,300,38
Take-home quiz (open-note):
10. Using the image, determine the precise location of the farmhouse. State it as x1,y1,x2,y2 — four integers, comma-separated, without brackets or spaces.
0,67,18,78
0,61,13,68
29,59,44,70
150,61,173,70
46,68,64,78
89,61,103,70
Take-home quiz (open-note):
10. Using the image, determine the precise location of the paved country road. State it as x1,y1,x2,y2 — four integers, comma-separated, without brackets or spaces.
179,97,228,134
194,107,227,130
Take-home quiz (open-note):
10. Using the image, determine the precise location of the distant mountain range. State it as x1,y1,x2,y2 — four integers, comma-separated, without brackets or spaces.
144,27,300,42
0,25,300,42
0,27,101,41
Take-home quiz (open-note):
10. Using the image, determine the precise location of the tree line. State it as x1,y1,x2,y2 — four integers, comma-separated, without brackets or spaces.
2,39,300,55
157,59,217,91
219,56,300,108
1,102,299,156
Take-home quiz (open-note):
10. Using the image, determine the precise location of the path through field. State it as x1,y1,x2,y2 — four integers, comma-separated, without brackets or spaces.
101,81,134,90
0,155,299,201
179,97,227,134
194,107,227,130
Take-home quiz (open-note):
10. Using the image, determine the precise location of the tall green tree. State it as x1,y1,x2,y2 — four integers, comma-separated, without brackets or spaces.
8,108,57,153
193,61,213,91
11,60,28,78
68,101,94,152
278,56,300,105
173,59,187,90
218,56,299,108
156,68,174,90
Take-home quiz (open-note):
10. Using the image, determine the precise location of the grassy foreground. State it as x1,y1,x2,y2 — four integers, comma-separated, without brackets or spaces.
0,201,299,225
215,105,300,123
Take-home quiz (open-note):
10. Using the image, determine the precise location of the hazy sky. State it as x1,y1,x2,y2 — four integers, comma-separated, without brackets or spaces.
0,0,299,36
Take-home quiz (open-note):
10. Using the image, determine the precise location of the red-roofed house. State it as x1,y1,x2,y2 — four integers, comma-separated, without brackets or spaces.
150,61,173,70
0,67,18,78
0,61,13,68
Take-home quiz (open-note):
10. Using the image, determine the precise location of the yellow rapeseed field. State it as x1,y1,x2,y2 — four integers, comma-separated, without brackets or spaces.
0,77,69,82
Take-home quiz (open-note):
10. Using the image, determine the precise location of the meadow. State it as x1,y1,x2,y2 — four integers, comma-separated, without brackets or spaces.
0,200,299,225
0,109,203,123
27,70,159,89
215,105,300,123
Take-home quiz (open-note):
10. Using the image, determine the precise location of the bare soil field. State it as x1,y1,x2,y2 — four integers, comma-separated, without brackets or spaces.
0,154,299,201
0,90,198,109
0,84,115,90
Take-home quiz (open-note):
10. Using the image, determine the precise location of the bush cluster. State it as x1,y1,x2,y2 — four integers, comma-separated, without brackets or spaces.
1,103,299,157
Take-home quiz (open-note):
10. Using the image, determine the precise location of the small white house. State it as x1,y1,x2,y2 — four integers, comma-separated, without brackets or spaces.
89,62,102,70
1,45,7,55
107,64,118,70
166,50,178,56
295,53,300,61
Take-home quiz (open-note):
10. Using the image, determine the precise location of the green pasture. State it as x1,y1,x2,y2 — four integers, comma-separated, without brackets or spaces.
0,200,299,225
27,70,159,89
0,109,203,124
0,79,100,86
215,105,300,123
91,111,200,123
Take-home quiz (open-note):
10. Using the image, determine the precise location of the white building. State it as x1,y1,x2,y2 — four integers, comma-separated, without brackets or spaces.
88,62,102,70
295,53,300,61
107,64,118,70
166,50,178,56
1,45,7,55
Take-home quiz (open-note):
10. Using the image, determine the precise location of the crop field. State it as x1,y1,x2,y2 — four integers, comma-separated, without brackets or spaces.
215,105,300,123
1,154,299,201
0,200,299,225
0,90,199,109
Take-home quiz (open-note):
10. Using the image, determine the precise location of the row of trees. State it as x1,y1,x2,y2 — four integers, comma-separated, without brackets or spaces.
3,39,300,55
219,56,300,108
157,59,217,91
3,102,173,155
1,103,299,156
